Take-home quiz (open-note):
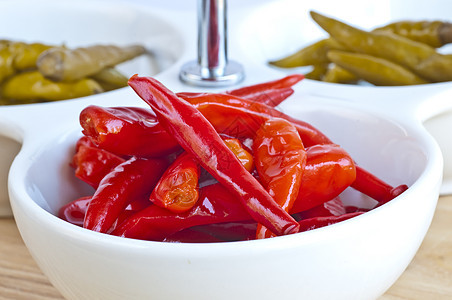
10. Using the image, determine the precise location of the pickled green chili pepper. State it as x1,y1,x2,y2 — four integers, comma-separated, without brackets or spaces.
0,46,15,83
1,71,103,101
310,11,452,82
327,50,429,86
323,64,358,84
374,20,452,48
8,41,54,70
270,20,452,69
304,64,329,81
269,38,345,68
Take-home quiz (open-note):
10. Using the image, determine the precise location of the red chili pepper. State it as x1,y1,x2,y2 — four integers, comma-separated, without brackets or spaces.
223,137,254,172
60,195,152,229
177,87,294,108
295,196,346,220
84,156,168,233
113,183,249,241
163,227,225,243
243,87,295,107
72,141,126,189
150,152,200,213
297,212,364,232
113,144,355,241
226,74,304,99
352,166,409,205
80,105,179,157
168,221,258,243
58,196,92,227
253,118,307,239
128,75,300,236
74,135,96,151
291,144,356,212
195,102,332,147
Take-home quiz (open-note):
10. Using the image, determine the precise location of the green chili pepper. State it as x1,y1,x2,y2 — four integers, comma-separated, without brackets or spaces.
1,70,103,102
374,20,452,48
323,64,358,84
310,11,452,82
269,38,345,68
327,50,429,86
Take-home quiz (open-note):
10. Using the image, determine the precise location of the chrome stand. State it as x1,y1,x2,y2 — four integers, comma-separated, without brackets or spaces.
179,0,245,87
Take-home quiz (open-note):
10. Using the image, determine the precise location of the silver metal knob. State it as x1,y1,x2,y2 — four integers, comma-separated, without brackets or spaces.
180,0,245,87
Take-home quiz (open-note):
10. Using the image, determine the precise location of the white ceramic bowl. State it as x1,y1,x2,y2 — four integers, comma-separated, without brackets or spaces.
0,0,187,216
7,81,443,299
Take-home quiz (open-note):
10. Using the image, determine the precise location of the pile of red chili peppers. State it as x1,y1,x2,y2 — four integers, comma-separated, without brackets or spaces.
59,74,408,242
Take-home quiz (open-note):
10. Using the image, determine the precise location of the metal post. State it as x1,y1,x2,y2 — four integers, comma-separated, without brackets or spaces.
179,0,245,87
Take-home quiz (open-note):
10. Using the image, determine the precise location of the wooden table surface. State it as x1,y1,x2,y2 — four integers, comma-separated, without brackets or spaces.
1,196,451,300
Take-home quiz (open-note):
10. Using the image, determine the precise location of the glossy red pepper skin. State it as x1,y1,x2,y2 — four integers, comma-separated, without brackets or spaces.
163,227,225,243
167,221,258,243
253,118,307,239
223,138,254,172
291,144,356,212
295,196,346,219
352,166,409,204
74,135,96,150
128,75,300,236
226,74,304,99
195,102,332,147
58,196,92,227
113,183,249,241
149,152,200,213
60,195,151,228
113,144,355,241
84,157,168,233
177,87,294,108
72,140,126,189
297,212,364,232
80,105,179,157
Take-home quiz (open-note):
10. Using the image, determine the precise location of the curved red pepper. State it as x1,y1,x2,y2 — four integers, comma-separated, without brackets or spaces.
253,118,307,239
166,221,258,243
226,74,304,99
80,105,180,157
72,140,126,189
291,144,356,212
113,183,249,241
84,157,168,233
60,195,152,229
352,166,409,204
177,87,294,108
58,196,92,227
295,196,346,220
223,137,254,172
297,212,364,232
149,152,200,213
128,75,300,236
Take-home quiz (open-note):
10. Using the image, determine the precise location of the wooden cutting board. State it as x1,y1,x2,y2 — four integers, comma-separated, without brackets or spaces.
1,196,451,299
